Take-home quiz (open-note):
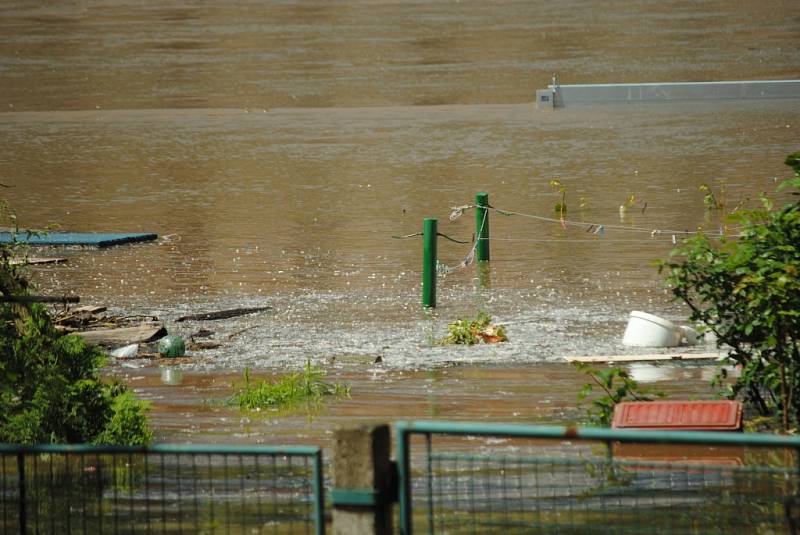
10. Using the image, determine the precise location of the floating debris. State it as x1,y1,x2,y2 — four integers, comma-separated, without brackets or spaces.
176,306,273,322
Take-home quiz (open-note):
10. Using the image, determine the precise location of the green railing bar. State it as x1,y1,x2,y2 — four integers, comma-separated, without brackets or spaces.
396,421,800,448
330,489,378,507
0,443,322,456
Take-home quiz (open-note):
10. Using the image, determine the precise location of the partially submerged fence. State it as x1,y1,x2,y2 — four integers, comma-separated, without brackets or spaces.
395,421,800,534
0,443,325,534
4,424,800,534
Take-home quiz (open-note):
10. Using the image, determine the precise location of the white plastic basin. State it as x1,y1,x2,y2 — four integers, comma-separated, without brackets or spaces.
622,311,682,347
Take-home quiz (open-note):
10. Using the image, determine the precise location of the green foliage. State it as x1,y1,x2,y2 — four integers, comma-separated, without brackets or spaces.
699,182,726,211
233,359,350,411
574,362,664,427
93,389,153,445
441,312,508,345
662,153,800,432
0,208,151,445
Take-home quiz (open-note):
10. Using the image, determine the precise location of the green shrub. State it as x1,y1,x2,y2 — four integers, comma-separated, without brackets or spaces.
0,208,151,445
661,152,800,432
574,363,664,427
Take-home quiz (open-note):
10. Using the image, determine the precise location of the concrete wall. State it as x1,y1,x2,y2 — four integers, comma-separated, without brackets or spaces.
543,79,800,105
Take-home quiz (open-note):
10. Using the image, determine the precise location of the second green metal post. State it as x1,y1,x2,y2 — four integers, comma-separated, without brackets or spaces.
475,192,490,262
422,218,437,308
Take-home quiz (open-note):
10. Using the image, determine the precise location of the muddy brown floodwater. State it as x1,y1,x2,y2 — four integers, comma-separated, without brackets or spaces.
125,362,724,446
1,1,799,445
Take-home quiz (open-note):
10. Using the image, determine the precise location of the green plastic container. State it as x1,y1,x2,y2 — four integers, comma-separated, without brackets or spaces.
158,335,186,358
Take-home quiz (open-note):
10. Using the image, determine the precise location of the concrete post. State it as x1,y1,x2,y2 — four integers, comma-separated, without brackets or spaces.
332,424,394,535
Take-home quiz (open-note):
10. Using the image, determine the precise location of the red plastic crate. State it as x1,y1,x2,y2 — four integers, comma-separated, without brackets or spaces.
612,400,743,431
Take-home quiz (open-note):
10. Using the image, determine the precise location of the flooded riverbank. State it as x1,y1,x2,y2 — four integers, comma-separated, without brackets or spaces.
126,362,721,445
11,97,800,370
2,1,798,443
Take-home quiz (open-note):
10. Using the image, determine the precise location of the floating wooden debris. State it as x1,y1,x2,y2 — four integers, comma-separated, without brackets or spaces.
190,328,215,339
188,341,221,351
10,257,68,266
176,306,272,322
72,305,107,314
564,353,723,364
75,324,167,346
0,295,79,304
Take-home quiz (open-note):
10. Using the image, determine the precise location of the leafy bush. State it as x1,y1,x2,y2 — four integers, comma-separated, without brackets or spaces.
574,363,664,427
662,152,800,432
0,208,151,444
233,360,350,411
441,312,508,345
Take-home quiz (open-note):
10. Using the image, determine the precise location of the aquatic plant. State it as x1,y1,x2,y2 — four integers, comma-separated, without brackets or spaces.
233,359,350,411
441,312,508,345
549,179,567,215
618,194,636,216
699,182,726,211
574,362,664,427
662,152,800,432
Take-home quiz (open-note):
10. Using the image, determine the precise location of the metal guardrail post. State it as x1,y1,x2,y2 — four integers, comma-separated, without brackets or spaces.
331,424,394,535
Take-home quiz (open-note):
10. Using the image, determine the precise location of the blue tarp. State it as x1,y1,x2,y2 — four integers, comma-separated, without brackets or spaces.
0,231,158,247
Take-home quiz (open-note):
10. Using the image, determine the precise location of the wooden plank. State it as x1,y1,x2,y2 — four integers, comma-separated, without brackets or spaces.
176,306,272,322
10,257,68,265
75,324,166,346
563,353,723,364
0,295,79,304
72,305,107,314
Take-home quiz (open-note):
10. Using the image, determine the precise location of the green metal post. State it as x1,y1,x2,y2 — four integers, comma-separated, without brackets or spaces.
17,453,26,534
396,423,412,535
313,449,326,535
475,192,490,262
422,218,437,308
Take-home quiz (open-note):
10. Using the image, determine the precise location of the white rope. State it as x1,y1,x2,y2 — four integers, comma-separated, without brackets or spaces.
451,202,740,238
489,237,678,244
438,208,487,275
485,205,732,237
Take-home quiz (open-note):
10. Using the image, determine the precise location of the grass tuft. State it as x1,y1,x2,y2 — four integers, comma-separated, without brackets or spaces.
233,359,350,411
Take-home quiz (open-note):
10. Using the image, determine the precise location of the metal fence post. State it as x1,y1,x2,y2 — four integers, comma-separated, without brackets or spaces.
331,424,394,535
422,218,437,308
313,450,326,535
475,192,490,262
17,452,26,534
396,423,412,535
